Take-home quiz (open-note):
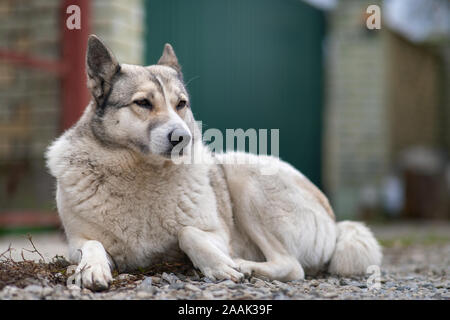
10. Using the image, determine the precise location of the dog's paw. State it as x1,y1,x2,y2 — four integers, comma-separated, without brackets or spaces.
234,259,255,278
201,264,244,283
234,258,306,281
74,262,113,291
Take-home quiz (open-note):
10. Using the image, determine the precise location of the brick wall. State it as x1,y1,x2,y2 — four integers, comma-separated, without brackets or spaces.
323,0,450,219
0,0,61,162
0,1,144,211
323,0,389,219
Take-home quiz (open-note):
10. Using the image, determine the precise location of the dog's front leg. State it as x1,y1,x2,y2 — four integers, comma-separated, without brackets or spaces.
70,240,113,291
178,226,244,282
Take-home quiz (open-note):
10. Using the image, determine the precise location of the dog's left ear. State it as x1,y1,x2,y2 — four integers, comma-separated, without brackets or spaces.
157,43,182,75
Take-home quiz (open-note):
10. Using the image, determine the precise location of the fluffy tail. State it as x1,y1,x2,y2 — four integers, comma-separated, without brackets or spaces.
328,221,382,276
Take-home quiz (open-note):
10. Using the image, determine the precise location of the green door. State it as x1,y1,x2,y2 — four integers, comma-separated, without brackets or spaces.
145,0,325,186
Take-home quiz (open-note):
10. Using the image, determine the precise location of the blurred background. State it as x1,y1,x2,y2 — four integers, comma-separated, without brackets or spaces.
0,0,449,248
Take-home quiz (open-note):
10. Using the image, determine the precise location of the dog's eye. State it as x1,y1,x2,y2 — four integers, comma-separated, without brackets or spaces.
134,99,153,109
176,100,187,110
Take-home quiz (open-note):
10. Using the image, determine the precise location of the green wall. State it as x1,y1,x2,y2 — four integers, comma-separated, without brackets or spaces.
145,0,325,186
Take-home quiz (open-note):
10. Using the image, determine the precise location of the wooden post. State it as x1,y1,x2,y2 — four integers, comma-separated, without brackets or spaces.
60,0,91,131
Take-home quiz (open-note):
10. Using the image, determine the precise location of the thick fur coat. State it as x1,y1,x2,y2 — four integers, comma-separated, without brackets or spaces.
46,35,382,290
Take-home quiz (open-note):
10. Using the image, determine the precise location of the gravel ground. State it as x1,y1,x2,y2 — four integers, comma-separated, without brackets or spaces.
0,222,449,300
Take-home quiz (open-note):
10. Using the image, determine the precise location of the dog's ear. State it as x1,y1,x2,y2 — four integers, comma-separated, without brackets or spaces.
86,35,120,105
157,43,182,75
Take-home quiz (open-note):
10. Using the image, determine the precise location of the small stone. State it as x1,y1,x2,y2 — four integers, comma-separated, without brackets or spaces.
385,281,396,288
346,281,367,288
327,278,340,285
255,275,271,282
117,274,133,281
81,288,92,294
169,282,185,290
212,289,228,297
67,284,80,291
136,291,152,299
41,287,53,297
220,280,236,287
349,286,362,292
202,291,214,299
151,276,161,284
230,283,246,289
176,273,187,280
202,277,213,283
253,279,266,288
310,280,320,287
70,290,81,298
161,272,178,285
185,283,201,292
273,292,288,300
111,293,127,300
24,285,43,295
318,283,333,290
322,292,338,298
137,277,155,293
238,292,258,299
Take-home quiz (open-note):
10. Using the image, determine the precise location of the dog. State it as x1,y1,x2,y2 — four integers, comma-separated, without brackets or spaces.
46,35,382,291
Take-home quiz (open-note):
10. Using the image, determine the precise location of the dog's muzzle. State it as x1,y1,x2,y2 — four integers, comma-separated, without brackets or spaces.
168,128,191,147
166,127,191,157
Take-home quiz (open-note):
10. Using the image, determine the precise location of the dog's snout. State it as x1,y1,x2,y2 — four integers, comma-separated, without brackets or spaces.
168,131,182,147
168,128,191,147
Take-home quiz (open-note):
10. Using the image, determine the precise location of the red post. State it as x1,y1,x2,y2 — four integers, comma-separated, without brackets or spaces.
0,2,92,228
60,0,91,131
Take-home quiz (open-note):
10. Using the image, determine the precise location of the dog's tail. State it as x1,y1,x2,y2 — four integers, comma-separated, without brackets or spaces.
328,221,382,276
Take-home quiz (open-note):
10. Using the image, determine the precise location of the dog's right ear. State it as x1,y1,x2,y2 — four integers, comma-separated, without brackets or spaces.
86,35,120,106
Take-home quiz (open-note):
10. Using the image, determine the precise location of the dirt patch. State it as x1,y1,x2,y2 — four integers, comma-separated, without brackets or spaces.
0,239,70,290
0,236,196,292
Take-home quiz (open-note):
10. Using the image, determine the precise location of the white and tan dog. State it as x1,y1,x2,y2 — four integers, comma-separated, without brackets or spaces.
46,35,382,291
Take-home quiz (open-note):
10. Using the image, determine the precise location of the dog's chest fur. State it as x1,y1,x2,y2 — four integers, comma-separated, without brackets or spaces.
50,131,230,271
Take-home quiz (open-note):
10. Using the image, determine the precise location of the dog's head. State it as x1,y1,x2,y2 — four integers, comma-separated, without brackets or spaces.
86,35,199,161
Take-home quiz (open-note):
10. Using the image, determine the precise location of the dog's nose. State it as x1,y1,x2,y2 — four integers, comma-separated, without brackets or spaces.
168,128,191,147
